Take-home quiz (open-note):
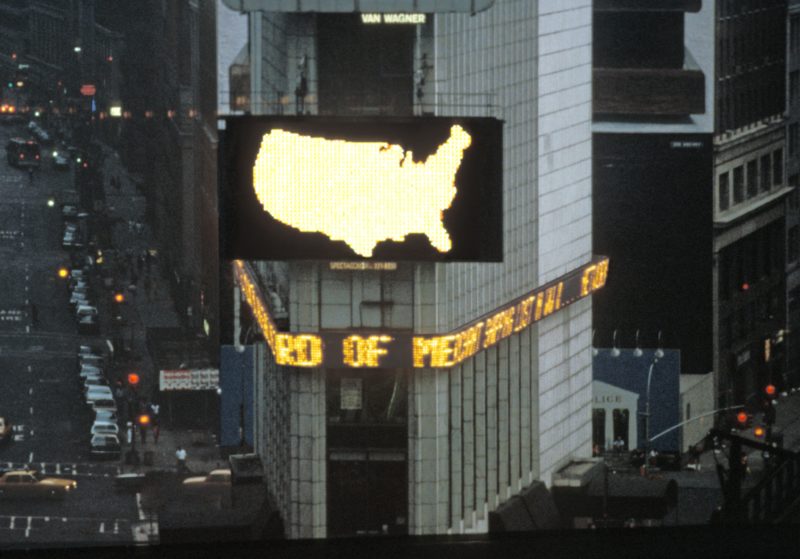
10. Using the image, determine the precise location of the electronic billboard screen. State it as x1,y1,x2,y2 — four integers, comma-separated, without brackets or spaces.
219,116,503,261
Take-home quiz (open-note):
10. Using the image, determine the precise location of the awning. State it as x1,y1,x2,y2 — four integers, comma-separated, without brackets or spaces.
552,474,678,521
488,481,561,532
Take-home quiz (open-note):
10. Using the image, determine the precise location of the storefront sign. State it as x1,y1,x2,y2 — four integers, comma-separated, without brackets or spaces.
361,13,426,24
160,368,220,391
234,256,609,370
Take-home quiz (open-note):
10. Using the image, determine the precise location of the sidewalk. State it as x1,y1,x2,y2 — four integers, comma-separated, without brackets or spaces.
96,144,223,477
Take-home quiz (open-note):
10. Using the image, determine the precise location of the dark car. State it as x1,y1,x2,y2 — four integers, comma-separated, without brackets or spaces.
77,314,99,335
53,153,69,170
90,434,121,460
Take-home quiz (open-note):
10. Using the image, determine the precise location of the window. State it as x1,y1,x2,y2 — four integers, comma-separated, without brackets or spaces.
791,71,800,107
612,409,629,451
747,160,758,198
733,166,744,203
719,172,730,210
792,124,800,157
792,15,800,56
790,226,799,263
761,154,771,192
774,149,784,186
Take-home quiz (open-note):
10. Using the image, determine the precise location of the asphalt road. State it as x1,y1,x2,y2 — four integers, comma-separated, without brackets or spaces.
0,120,141,547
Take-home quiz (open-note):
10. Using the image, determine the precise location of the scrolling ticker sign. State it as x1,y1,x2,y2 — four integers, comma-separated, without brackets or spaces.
219,116,503,261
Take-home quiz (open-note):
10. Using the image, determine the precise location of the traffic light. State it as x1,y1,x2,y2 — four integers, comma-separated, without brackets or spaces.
57,267,68,279
734,410,751,430
114,292,125,304
764,384,777,399
137,414,150,427
753,425,766,438
127,372,140,386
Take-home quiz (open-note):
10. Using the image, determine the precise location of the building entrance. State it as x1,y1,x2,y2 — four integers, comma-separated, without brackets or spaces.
326,369,408,537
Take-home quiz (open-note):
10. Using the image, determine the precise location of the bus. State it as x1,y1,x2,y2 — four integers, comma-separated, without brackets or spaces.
6,137,41,168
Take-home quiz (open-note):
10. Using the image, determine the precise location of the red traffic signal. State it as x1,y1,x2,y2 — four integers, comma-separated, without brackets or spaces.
736,411,749,427
765,384,777,398
127,373,140,386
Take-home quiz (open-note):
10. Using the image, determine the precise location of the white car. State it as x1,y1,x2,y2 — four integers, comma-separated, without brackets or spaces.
79,355,104,369
90,420,119,437
75,305,98,322
79,365,103,381
85,386,113,405
94,409,118,424
83,376,108,392
91,399,117,413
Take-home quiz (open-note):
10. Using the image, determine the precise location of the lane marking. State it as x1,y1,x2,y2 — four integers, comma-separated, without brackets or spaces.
28,452,33,463
29,406,33,415
99,521,105,534
27,365,31,372
9,517,14,529
28,387,32,395
114,520,119,534
55,464,60,474
25,325,29,333
25,516,31,538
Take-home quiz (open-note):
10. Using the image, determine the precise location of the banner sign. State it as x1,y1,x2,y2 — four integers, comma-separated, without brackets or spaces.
159,368,220,391
233,256,609,370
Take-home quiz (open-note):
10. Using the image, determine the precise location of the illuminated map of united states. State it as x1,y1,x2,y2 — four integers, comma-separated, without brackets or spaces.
252,125,472,257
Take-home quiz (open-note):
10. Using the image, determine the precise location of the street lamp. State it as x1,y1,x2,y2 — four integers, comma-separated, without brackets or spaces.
643,347,664,470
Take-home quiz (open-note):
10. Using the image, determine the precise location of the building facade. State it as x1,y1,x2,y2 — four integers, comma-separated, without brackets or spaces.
226,0,601,539
117,0,220,358
593,0,791,427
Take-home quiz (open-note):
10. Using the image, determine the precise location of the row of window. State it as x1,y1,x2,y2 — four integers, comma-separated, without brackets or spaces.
717,221,784,302
719,288,782,351
718,149,782,211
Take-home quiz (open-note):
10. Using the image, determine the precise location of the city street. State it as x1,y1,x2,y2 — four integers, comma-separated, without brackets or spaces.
0,121,141,546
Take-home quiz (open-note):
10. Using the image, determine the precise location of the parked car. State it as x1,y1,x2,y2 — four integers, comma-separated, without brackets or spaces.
61,205,78,221
90,420,119,438
89,434,121,460
94,409,118,424
79,354,104,370
0,416,12,444
77,314,99,335
75,305,98,321
0,470,76,499
79,364,103,381
85,386,114,405
91,399,117,414
83,376,109,393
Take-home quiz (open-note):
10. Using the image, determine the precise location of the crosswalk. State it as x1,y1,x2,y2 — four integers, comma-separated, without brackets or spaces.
1,461,122,479
0,514,130,538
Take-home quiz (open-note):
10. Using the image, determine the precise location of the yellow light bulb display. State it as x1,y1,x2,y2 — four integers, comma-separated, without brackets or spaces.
252,126,472,257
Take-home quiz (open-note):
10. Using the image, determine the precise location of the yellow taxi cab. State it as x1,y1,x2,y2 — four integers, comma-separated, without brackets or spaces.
0,470,77,500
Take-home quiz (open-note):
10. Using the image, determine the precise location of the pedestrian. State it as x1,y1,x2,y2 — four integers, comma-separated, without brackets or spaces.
126,422,133,445
153,423,160,444
176,446,187,472
140,425,147,445
27,167,34,184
